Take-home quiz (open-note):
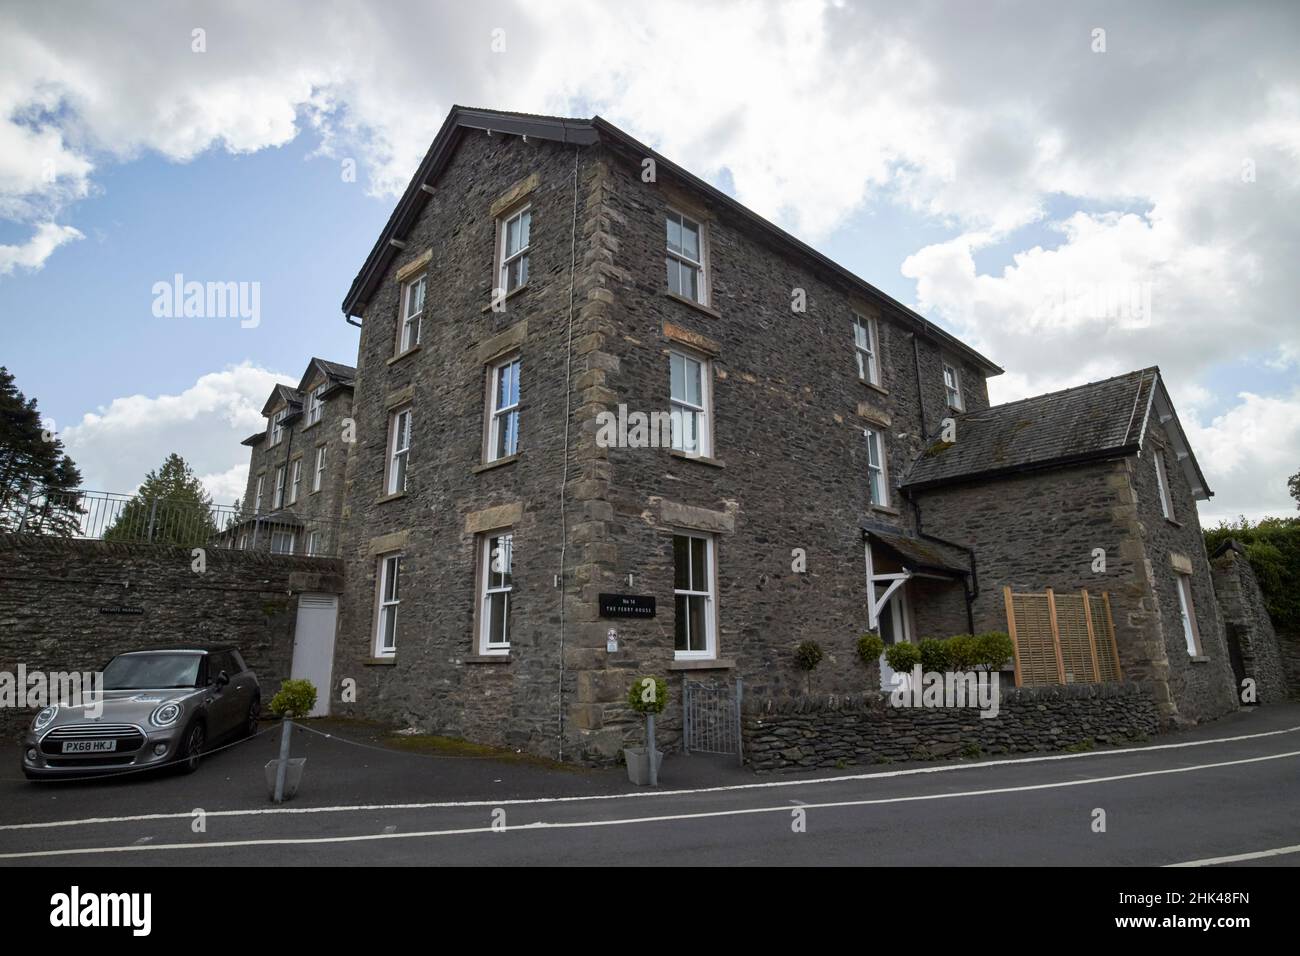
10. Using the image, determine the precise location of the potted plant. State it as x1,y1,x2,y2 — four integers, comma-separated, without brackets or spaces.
264,678,316,802
625,676,667,786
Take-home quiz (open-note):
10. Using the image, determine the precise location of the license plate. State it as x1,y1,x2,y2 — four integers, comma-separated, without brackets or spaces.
61,739,117,754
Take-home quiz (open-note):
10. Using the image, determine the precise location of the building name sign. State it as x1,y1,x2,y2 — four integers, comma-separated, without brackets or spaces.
598,594,656,619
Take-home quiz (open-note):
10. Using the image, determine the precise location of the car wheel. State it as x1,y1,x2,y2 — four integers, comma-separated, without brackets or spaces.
178,722,205,775
244,698,261,738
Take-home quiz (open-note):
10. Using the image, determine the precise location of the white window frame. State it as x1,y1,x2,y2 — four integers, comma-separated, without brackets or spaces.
312,445,326,493
269,408,287,445
270,530,295,555
853,314,879,386
864,427,889,507
374,553,402,657
273,466,286,509
669,349,711,458
487,356,521,462
398,273,425,353
386,406,412,495
253,475,264,514
673,532,717,660
288,459,302,505
497,206,531,294
238,532,248,550
478,532,513,655
665,210,706,304
1154,450,1175,520
305,384,325,426
1175,572,1202,656
943,362,963,411
306,529,322,557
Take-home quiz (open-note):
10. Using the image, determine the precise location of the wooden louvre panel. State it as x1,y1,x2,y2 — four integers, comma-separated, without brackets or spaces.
1007,589,1122,686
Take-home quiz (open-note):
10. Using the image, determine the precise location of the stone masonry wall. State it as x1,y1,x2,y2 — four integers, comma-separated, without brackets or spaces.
0,534,342,738
1212,546,1289,703
744,681,1158,773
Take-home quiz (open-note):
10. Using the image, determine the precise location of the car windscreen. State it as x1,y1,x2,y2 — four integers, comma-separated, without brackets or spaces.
101,653,203,690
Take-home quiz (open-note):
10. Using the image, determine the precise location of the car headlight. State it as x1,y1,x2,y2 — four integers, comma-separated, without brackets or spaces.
33,706,58,732
150,702,183,727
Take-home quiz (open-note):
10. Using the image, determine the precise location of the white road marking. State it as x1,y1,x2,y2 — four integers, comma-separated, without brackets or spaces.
2,749,1296,860
1165,843,1300,867
382,825,397,834
3,723,1295,834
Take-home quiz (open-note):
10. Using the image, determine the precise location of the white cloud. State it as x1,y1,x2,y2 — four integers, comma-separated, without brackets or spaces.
0,221,83,274
60,363,294,503
1187,389,1300,526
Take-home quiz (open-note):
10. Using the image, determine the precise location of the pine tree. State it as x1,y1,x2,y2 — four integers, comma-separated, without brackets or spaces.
103,453,218,547
0,366,83,534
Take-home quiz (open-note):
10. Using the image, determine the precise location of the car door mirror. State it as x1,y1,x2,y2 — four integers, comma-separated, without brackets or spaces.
215,670,230,689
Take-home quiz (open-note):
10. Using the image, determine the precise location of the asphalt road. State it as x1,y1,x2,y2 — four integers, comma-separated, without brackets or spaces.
2,706,1299,866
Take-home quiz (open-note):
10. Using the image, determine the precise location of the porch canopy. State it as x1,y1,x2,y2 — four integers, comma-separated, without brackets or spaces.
860,524,969,630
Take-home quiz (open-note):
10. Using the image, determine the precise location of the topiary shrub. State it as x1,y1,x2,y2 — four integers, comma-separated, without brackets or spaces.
627,676,667,716
794,640,824,671
857,633,884,668
883,641,920,674
945,634,980,671
269,678,317,719
918,638,952,673
973,632,1015,671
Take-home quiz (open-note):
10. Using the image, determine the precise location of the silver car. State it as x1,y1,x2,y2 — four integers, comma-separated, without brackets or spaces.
21,645,260,780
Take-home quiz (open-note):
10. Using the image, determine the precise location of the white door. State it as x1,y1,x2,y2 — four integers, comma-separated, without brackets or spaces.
291,593,338,717
876,586,914,692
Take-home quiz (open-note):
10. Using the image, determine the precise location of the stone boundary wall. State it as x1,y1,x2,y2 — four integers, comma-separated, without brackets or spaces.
0,534,343,739
1211,547,1292,703
743,681,1158,773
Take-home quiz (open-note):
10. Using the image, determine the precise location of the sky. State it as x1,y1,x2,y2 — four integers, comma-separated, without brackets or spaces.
1,0,1297,524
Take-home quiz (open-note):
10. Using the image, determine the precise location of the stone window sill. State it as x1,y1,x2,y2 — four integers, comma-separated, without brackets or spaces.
464,654,512,664
481,283,529,313
388,345,422,366
861,379,889,397
301,419,321,433
1189,655,1210,664
869,504,902,517
664,290,722,319
1165,517,1185,529
670,449,725,468
376,490,408,505
364,657,396,666
473,453,521,474
669,657,736,671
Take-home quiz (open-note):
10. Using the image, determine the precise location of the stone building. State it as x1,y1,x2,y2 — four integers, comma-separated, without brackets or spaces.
224,357,355,557
323,106,1252,760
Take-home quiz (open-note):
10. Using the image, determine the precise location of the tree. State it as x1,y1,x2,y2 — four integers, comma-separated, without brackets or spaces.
103,453,218,547
0,366,83,534
1289,468,1299,510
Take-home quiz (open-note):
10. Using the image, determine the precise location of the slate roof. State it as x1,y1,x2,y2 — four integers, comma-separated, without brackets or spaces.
340,106,1001,376
259,383,303,417
903,368,1160,491
861,525,970,577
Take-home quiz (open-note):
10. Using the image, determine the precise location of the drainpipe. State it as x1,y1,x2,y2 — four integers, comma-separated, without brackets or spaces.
906,489,979,636
556,144,580,761
912,332,929,440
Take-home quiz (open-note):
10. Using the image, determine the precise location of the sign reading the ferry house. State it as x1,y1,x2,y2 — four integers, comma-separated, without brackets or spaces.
598,594,656,619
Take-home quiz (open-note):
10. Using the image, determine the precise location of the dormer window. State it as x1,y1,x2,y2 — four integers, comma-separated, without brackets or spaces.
269,408,287,445
305,384,325,426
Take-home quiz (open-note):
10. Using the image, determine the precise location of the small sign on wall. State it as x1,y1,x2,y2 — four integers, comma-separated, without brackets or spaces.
598,594,655,619
606,628,618,653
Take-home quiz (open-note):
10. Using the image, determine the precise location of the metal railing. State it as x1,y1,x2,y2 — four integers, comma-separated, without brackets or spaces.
0,488,342,557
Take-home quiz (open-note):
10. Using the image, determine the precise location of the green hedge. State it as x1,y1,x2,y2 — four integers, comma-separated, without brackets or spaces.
1205,516,1300,633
